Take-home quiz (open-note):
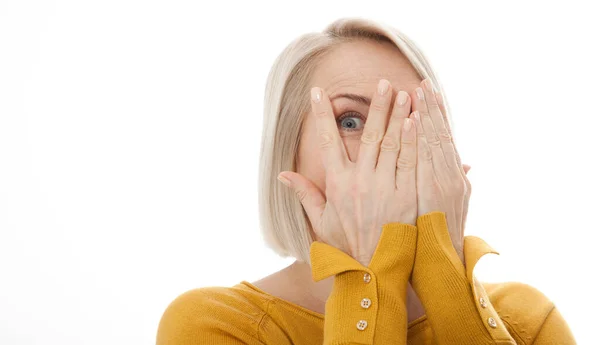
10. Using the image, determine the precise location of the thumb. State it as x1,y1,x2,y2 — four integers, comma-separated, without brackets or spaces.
463,164,471,174
277,171,326,227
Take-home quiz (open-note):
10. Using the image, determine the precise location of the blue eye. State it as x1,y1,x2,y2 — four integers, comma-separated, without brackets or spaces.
338,112,365,132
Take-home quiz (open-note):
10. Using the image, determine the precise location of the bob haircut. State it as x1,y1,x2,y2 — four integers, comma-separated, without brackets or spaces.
258,16,455,264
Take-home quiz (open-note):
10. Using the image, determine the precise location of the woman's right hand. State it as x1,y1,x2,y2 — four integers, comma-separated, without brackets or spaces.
277,79,418,267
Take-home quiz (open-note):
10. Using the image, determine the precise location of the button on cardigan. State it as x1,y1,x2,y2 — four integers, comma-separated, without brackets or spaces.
156,211,576,344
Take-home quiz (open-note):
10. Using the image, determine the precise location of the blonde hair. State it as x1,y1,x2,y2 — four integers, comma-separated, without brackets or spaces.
258,17,454,263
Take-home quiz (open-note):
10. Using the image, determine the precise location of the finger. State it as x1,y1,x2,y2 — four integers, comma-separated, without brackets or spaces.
311,87,350,172
435,90,447,121
435,89,470,240
425,81,470,245
412,86,449,177
277,171,326,231
356,79,394,170
463,164,471,174
421,78,461,177
435,89,464,170
412,111,438,216
395,115,417,191
376,90,411,177
418,78,468,241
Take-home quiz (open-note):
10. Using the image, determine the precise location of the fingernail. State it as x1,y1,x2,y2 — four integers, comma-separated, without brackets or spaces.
413,111,420,122
396,91,408,106
403,118,412,132
425,78,436,93
378,79,389,95
416,87,425,101
311,87,322,103
277,173,291,187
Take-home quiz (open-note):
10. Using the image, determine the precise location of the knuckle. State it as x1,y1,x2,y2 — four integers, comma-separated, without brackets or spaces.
370,101,387,113
295,188,308,202
380,136,399,151
319,131,334,148
361,128,380,144
438,131,453,143
427,136,441,148
396,155,416,171
315,109,329,118
420,146,433,162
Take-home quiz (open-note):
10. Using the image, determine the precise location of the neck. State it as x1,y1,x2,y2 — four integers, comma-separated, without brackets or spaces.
284,260,333,314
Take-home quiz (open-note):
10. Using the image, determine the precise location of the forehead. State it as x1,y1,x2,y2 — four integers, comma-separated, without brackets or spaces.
309,40,422,96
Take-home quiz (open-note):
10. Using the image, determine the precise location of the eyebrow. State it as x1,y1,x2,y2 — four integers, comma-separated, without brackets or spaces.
329,93,372,106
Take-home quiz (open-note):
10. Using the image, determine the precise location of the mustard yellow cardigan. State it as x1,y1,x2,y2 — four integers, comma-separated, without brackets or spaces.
156,211,575,344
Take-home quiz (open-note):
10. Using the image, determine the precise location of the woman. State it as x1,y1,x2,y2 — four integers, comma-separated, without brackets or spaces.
156,17,575,344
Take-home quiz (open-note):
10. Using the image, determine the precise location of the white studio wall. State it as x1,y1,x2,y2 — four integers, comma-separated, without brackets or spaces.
0,1,598,344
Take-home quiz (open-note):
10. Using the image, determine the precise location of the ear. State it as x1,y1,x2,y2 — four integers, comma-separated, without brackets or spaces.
463,164,471,175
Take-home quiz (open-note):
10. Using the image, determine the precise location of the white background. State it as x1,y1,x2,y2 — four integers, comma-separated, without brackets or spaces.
1,0,598,344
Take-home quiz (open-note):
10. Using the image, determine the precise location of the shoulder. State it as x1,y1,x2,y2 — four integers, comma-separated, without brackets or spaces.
156,284,272,344
483,281,558,344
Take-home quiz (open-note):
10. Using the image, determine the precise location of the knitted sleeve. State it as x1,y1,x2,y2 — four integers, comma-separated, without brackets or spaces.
309,221,418,345
411,211,575,345
410,211,516,344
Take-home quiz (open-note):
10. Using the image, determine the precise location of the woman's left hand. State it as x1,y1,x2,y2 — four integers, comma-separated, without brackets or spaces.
409,77,471,264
